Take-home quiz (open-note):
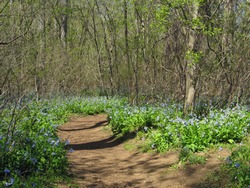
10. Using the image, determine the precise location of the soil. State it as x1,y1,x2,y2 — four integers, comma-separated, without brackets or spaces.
57,114,230,188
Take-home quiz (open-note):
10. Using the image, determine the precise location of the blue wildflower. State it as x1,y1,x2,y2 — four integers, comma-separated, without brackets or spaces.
31,157,37,164
234,163,240,168
4,169,10,174
32,182,37,187
218,147,223,151
65,139,70,145
50,140,55,145
226,156,232,164
151,144,155,149
5,178,14,186
55,139,60,146
68,148,74,153
26,138,31,142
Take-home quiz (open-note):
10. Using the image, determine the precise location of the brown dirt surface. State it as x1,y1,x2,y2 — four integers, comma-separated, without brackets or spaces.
57,114,231,188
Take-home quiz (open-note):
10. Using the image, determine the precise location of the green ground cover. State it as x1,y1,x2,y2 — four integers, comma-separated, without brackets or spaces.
1,97,249,187
0,97,126,187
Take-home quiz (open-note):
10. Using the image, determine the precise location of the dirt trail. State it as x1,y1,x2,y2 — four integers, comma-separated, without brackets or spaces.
57,114,230,188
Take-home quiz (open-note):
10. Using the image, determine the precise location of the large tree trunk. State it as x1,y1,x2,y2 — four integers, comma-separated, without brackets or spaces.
184,2,199,115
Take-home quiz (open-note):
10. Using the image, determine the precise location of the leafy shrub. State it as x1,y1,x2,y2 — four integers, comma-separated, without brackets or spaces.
108,105,250,152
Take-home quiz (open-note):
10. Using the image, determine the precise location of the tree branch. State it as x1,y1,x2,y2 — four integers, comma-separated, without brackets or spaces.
0,19,33,45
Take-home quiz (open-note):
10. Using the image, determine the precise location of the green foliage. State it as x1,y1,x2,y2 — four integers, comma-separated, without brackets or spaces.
203,143,250,188
186,50,203,66
1,96,249,187
179,147,206,165
152,4,171,31
0,102,68,187
108,104,250,152
108,101,250,187
0,96,127,187
224,145,250,187
108,103,182,135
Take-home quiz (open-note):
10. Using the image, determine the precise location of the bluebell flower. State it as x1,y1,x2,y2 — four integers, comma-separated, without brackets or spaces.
218,147,223,151
5,178,14,186
52,152,56,156
26,138,31,142
4,169,10,174
151,144,155,149
32,182,37,187
234,163,240,168
65,139,70,145
31,157,37,164
53,124,59,129
55,139,60,146
0,135,2,140
50,140,55,145
68,148,74,153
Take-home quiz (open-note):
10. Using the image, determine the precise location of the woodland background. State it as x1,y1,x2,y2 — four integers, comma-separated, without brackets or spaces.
1,0,250,110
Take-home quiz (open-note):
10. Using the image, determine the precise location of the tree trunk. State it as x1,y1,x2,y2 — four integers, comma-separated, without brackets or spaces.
60,0,68,48
184,2,199,115
124,0,132,98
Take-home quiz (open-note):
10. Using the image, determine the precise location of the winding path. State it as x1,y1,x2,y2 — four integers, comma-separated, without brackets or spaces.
57,114,229,188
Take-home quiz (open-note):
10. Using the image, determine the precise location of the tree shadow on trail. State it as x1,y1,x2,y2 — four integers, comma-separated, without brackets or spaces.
68,132,136,150
58,120,108,131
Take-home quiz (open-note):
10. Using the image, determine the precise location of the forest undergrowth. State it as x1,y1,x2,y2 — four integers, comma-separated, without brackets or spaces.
0,96,249,187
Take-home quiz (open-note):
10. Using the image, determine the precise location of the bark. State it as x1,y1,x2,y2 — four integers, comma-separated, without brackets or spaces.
184,2,199,115
60,0,68,48
124,0,132,97
95,1,114,95
87,0,105,95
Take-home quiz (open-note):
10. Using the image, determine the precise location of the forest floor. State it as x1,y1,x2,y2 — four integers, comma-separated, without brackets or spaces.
57,114,230,188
